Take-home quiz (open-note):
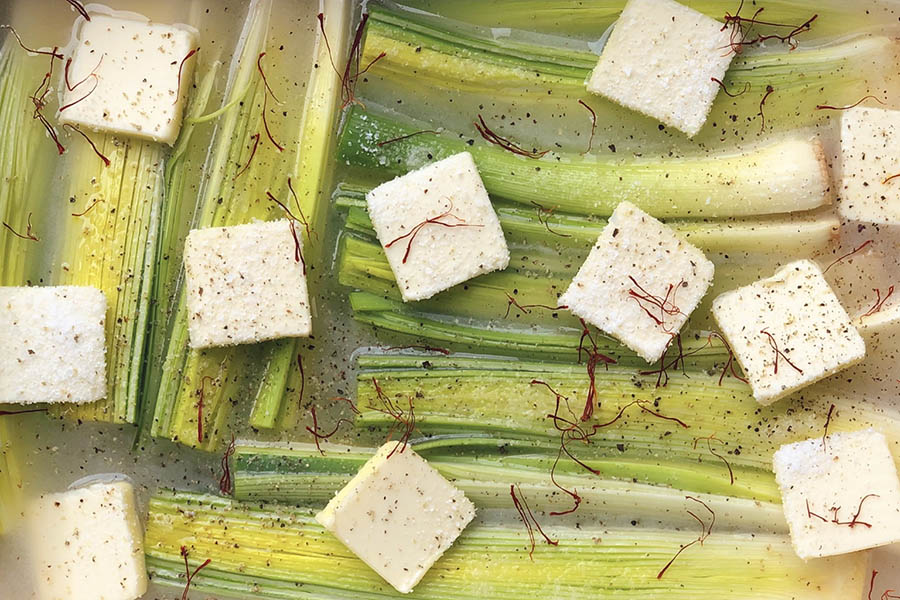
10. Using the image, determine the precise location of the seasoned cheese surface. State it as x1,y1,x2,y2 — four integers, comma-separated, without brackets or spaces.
560,201,714,363
586,0,734,136
0,286,106,404
316,443,476,594
366,152,509,302
183,220,312,349
838,105,900,224
712,260,865,405
774,430,900,559
57,14,197,145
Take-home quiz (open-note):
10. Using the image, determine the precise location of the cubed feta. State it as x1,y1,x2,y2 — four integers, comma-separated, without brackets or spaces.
711,260,865,405
366,152,510,302
57,14,197,145
316,443,476,594
773,429,900,559
838,106,900,223
586,0,734,136
27,480,148,600
0,286,106,404
183,220,312,348
559,201,714,363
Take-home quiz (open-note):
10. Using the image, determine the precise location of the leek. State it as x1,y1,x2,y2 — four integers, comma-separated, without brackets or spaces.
151,0,350,448
232,440,783,527
337,107,831,218
0,420,20,535
335,184,839,255
144,489,867,600
359,4,890,144
0,33,54,287
395,0,872,38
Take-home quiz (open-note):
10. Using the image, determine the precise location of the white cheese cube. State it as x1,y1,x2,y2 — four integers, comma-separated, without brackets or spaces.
712,260,865,405
586,0,734,136
57,14,197,145
559,201,714,363
316,443,476,594
838,106,900,224
0,286,106,404
773,429,900,559
366,152,510,302
27,480,148,600
183,220,312,349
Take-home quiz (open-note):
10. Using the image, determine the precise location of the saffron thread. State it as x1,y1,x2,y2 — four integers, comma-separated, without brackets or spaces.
760,328,803,375
577,99,596,154
823,239,873,273
180,546,211,600
369,377,416,458
3,212,39,241
174,47,200,104
65,0,91,21
531,201,572,238
306,405,354,455
63,124,110,166
693,435,734,485
510,483,558,559
474,114,548,158
385,199,482,264
234,133,260,179
863,286,894,317
757,85,774,133
711,77,749,97
816,95,886,111
657,496,715,579
376,129,441,147
822,403,835,453
218,434,236,495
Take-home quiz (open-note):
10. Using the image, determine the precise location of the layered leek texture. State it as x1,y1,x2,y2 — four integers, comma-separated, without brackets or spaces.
144,489,868,600
0,421,20,535
147,0,350,448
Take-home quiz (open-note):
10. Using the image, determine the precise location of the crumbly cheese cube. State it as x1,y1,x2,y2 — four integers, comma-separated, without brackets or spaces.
559,201,714,363
183,220,312,348
0,286,106,404
316,443,476,594
586,0,734,136
838,106,900,224
57,14,197,145
27,480,148,600
712,260,865,405
366,152,510,302
773,429,900,559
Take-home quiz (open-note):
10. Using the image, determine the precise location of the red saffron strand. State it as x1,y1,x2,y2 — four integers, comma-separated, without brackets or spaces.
3,212,39,242
65,0,91,20
869,570,879,600
577,99,596,154
267,191,307,274
510,484,558,560
28,48,65,155
822,403,836,452
296,353,306,407
174,47,200,104
218,434,236,495
195,376,215,444
595,400,690,430
261,92,284,151
234,132,260,179
836,493,879,528
376,129,441,147
711,77,749,98
883,173,900,185
503,291,567,319
369,377,417,458
62,124,110,166
0,26,64,58
305,405,354,455
721,2,817,54
823,239,873,273
530,201,572,238
63,54,104,92
816,95,886,111
0,408,48,416
286,177,314,240
806,499,828,522
180,546,211,600
863,286,895,317
474,114,548,159
576,318,616,421
693,435,734,485
256,52,281,104
627,276,684,333
757,85,775,133
760,328,803,375
657,496,715,579
384,200,483,264
317,12,386,109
